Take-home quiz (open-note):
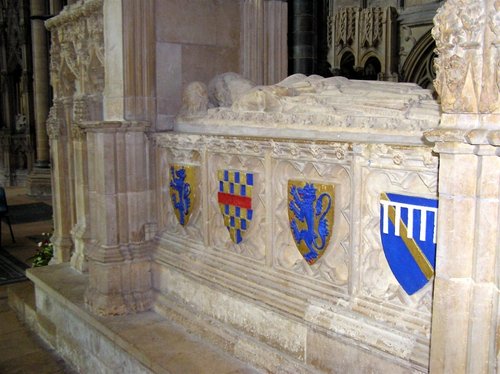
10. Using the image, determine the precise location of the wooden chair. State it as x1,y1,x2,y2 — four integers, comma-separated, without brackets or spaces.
0,187,15,248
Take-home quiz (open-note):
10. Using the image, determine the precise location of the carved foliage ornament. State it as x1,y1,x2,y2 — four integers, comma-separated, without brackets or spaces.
46,105,62,140
334,7,359,47
432,0,499,113
47,1,104,100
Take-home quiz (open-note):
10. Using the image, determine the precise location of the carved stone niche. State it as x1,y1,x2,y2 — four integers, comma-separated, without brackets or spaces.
329,7,398,80
153,73,441,373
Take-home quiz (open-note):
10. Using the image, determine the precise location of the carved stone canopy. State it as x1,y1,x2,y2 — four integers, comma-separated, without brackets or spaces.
176,73,440,145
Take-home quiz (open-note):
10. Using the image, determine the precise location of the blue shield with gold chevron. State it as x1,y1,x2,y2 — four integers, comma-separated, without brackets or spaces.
380,193,438,295
217,170,254,244
288,181,335,265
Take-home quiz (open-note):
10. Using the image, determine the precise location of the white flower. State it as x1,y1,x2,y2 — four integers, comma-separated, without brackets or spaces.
38,242,43,247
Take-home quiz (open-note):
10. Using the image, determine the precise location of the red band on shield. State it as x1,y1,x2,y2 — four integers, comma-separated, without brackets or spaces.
217,192,251,209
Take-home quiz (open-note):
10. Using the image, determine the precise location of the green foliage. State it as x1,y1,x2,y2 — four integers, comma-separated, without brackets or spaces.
29,232,54,267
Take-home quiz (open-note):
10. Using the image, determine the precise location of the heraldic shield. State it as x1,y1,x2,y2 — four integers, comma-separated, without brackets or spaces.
169,164,196,226
380,192,438,295
217,170,254,244
288,181,335,265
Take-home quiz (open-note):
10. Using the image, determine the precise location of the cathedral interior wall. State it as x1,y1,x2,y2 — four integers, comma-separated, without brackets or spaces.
155,0,241,130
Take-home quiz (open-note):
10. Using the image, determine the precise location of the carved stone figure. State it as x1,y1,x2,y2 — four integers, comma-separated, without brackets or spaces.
179,81,209,116
207,72,255,108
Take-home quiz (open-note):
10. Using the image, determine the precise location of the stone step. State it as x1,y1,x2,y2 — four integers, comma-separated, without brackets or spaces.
27,264,264,374
8,280,59,349
7,281,37,329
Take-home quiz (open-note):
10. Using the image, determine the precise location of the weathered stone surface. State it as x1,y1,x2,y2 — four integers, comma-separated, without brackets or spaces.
27,264,263,374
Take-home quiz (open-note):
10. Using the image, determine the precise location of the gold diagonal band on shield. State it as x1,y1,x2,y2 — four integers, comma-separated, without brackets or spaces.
381,193,434,280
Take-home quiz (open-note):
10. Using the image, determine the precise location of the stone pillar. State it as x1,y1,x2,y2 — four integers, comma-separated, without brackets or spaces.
46,102,73,263
242,0,287,85
30,0,50,167
27,0,52,195
102,0,125,120
288,0,314,75
82,0,154,315
69,97,90,272
424,1,499,372
83,122,152,315
264,0,288,84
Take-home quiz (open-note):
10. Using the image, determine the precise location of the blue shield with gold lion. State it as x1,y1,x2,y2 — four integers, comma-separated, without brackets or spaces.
288,181,335,265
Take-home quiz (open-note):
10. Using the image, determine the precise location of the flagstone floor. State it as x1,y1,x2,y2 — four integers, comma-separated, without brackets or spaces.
0,186,53,266
0,284,75,374
0,187,74,373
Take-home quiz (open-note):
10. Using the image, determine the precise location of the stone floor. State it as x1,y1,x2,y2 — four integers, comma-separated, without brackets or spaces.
0,186,73,374
0,187,263,374
0,186,53,266
0,284,75,374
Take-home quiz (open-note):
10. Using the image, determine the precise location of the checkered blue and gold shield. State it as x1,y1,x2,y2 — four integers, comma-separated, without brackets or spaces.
217,170,254,244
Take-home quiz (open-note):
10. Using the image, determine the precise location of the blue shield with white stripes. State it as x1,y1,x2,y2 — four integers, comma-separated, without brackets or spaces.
380,193,438,295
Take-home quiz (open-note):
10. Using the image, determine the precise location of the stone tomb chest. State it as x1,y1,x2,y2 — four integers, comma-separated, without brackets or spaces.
153,74,440,373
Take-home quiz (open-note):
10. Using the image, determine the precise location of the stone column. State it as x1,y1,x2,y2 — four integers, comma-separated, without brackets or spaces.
46,101,73,263
288,0,314,75
27,0,51,195
242,0,287,85
424,1,499,372
264,0,288,84
84,122,152,315
69,97,90,272
83,0,154,315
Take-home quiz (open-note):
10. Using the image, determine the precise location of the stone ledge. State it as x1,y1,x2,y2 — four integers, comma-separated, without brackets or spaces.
27,263,262,374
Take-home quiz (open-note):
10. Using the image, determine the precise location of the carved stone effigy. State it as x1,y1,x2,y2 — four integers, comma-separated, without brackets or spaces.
154,74,440,372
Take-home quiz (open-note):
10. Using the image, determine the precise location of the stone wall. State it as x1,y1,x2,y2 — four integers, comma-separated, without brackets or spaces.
155,0,241,130
153,132,438,372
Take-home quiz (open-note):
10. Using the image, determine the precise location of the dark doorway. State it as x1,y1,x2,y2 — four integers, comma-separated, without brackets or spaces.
363,57,381,80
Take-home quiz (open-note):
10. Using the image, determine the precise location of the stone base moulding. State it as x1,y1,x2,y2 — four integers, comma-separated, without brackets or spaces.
26,264,261,374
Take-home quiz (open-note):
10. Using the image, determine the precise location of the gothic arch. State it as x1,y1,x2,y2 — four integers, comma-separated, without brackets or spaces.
401,30,436,92
338,50,357,79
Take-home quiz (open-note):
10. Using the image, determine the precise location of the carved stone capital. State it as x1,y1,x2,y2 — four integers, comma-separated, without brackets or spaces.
432,0,499,114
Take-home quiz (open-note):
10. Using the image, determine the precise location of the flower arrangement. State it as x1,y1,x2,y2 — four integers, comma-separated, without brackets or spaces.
30,232,54,267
